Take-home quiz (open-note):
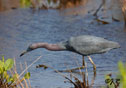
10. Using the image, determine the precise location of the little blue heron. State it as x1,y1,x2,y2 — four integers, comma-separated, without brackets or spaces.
20,35,120,71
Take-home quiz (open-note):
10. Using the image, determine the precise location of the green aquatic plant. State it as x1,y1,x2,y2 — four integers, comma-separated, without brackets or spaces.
48,0,51,4
0,56,31,88
104,61,126,88
20,0,31,8
117,61,126,88
104,74,117,88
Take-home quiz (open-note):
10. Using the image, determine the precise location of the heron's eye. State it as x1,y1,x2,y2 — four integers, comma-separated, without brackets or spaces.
29,44,34,48
27,47,34,52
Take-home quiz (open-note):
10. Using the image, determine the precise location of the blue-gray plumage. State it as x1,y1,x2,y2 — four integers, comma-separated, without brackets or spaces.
58,35,120,56
20,35,120,71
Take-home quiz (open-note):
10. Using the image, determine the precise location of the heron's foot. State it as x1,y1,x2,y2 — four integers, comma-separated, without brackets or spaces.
59,66,85,72
93,64,96,71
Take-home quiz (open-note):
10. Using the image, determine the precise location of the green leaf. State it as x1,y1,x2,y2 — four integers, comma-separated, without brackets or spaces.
5,74,9,80
7,77,14,83
0,60,4,73
3,71,8,78
0,58,4,67
4,59,14,71
25,0,31,7
118,61,125,76
2,55,4,62
20,0,31,8
24,72,30,79
118,61,126,88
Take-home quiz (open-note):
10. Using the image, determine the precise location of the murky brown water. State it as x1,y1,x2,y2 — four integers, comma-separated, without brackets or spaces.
0,8,126,88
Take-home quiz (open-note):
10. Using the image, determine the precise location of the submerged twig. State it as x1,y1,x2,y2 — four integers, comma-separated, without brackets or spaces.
93,0,105,17
36,63,78,87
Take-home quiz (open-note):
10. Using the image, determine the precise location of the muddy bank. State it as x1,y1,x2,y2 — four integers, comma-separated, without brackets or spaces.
0,0,19,11
0,0,124,24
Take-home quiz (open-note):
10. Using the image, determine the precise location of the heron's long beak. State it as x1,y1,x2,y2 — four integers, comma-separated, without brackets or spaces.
20,51,28,57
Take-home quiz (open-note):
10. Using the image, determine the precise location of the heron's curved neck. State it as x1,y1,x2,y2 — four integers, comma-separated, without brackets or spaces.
33,43,66,51
33,43,47,48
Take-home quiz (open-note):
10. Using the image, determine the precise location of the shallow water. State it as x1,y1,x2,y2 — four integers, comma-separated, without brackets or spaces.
0,8,126,88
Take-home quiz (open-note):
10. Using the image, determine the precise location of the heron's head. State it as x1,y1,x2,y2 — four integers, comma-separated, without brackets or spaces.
20,44,36,57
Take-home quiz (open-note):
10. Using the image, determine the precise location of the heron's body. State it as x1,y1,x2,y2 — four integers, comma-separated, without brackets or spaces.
58,35,120,56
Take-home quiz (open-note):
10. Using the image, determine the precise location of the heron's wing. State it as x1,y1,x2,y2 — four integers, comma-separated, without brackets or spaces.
68,35,119,55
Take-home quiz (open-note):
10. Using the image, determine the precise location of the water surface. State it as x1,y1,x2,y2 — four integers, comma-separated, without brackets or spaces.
0,8,126,88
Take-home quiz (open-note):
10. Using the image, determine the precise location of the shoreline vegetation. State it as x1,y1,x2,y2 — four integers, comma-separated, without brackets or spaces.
0,0,83,11
0,56,32,88
1,55,125,88
0,0,125,31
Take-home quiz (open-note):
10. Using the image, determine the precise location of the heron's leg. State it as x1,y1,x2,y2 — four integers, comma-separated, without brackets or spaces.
82,56,85,66
87,56,96,71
